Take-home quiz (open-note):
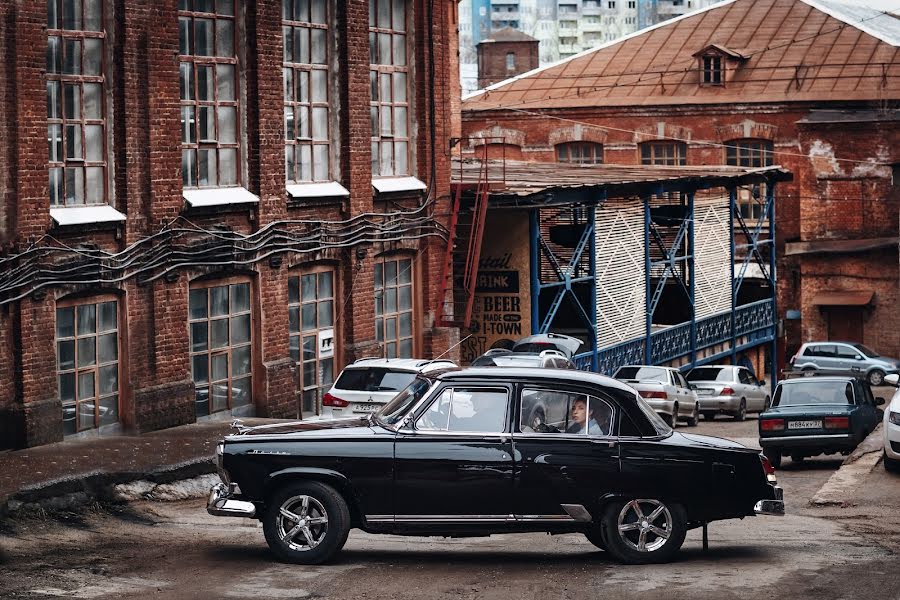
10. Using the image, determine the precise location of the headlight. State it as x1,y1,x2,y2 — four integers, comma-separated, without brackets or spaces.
890,411,900,426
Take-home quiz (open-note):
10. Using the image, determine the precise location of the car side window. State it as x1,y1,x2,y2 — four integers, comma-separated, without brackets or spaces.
817,345,837,358
519,389,613,436
674,372,686,388
416,387,509,433
836,345,858,359
738,370,751,385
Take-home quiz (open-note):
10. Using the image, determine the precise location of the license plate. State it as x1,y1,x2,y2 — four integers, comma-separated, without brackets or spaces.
696,389,713,396
352,403,379,413
788,420,822,430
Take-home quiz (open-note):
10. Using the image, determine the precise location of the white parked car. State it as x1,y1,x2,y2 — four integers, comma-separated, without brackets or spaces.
612,365,700,427
322,358,457,419
883,374,900,473
686,365,769,421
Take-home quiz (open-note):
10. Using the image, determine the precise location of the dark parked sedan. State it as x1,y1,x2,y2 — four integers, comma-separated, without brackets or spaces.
208,368,783,565
758,376,884,467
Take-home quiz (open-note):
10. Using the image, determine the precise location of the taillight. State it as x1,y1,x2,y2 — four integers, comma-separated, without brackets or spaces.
720,387,735,396
322,392,349,408
823,416,850,429
639,390,668,399
760,454,778,484
760,418,785,432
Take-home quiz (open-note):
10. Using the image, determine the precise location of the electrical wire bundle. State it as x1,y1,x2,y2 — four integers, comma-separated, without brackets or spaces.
0,204,448,306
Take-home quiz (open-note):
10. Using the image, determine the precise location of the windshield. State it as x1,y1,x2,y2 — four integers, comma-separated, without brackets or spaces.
633,393,673,436
615,366,668,383
333,368,417,392
374,376,435,427
686,367,732,382
773,381,854,406
852,343,879,358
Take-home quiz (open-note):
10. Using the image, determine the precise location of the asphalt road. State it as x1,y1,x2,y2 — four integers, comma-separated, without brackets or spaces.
1,416,898,600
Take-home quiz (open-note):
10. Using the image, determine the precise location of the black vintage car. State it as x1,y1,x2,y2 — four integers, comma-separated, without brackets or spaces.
208,368,784,565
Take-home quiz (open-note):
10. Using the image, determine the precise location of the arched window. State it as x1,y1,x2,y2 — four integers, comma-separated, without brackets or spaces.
556,142,603,165
726,139,773,221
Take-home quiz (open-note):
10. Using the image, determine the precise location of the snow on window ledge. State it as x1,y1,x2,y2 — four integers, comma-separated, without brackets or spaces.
50,205,127,227
286,181,350,199
372,176,427,194
183,187,260,208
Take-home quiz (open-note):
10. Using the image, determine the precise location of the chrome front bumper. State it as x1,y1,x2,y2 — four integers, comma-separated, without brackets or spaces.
754,485,784,516
207,483,256,518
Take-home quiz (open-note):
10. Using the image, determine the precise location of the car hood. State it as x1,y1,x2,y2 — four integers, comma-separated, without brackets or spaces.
669,432,755,451
227,417,371,438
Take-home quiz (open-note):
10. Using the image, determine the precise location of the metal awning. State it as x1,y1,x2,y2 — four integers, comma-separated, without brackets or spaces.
810,291,874,306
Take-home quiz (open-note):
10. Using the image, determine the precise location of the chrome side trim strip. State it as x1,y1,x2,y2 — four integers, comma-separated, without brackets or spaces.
364,514,579,524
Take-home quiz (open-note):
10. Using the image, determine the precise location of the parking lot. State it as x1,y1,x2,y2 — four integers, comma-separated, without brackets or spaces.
1,414,898,600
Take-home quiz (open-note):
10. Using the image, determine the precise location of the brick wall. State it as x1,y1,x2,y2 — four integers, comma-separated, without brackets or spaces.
0,0,460,448
477,39,539,89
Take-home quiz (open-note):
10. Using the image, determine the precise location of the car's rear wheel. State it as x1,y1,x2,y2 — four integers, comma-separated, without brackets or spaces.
868,369,886,387
733,399,747,421
764,446,782,469
790,453,805,464
584,526,607,551
662,412,675,428
602,498,687,564
685,403,699,427
263,481,350,565
884,452,900,474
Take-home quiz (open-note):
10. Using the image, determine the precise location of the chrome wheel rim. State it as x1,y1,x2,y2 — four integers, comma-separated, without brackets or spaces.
617,499,672,553
871,371,884,385
276,495,329,552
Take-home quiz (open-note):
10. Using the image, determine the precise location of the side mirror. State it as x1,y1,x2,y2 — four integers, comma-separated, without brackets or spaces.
758,379,766,387
885,374,900,387
876,397,886,406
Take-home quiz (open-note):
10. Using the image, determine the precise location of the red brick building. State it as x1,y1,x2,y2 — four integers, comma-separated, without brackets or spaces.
462,0,900,372
0,0,460,448
476,27,539,89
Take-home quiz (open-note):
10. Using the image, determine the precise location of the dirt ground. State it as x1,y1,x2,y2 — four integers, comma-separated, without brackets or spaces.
1,416,898,600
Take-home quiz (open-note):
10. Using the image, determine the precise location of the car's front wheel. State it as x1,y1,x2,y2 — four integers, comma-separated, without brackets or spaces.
602,498,687,564
733,399,747,421
885,452,900,474
685,403,699,427
868,369,886,387
263,481,351,565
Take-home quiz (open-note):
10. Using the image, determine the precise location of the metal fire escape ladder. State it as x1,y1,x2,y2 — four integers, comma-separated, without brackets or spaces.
437,157,491,329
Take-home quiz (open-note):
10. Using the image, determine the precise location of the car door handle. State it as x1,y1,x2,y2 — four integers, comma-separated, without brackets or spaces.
591,439,617,448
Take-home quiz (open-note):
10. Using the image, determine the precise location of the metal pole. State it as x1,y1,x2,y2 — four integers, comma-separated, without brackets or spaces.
688,190,697,367
729,187,737,362
530,209,540,335
769,182,778,387
644,195,652,364
589,206,598,372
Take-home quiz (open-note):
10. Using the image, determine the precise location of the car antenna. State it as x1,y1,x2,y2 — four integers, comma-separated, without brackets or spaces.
426,334,472,364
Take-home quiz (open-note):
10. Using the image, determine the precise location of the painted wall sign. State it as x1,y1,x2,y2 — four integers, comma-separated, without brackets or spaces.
461,211,532,364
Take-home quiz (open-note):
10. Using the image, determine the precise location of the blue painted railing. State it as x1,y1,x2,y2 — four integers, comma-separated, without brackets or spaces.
575,299,775,375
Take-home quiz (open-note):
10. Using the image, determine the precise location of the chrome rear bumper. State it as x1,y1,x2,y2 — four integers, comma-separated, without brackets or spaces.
754,485,784,516
207,483,256,518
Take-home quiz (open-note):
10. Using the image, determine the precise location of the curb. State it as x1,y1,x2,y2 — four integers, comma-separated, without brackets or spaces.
810,424,884,507
0,457,216,518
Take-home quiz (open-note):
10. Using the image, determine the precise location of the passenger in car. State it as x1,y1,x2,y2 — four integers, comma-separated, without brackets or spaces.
566,396,609,435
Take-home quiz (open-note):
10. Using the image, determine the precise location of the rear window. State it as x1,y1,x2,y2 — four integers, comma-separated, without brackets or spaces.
774,381,854,406
513,342,562,354
334,368,417,392
686,367,732,382
615,366,668,383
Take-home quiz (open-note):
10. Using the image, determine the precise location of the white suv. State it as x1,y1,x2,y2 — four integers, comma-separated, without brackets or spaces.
322,358,458,419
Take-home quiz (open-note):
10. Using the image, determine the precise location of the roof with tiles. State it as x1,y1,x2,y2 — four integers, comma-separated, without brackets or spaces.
464,0,900,111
